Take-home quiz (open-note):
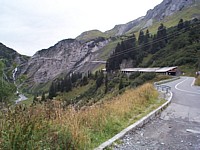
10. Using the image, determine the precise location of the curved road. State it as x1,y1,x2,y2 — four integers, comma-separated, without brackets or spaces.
115,77,200,150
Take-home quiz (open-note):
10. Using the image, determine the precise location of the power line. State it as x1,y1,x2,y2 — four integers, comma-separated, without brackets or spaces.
107,22,200,60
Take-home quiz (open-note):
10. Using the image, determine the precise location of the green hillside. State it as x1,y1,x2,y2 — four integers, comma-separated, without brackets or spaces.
76,29,108,42
0,60,16,103
0,43,30,104
150,20,200,75
147,3,200,35
0,43,29,67
106,18,200,75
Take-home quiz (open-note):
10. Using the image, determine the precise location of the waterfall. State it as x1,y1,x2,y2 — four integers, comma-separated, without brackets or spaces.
12,67,18,94
12,67,18,85
12,67,27,104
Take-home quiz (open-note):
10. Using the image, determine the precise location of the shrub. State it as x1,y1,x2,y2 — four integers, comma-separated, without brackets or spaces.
129,72,140,79
131,78,144,88
141,73,156,81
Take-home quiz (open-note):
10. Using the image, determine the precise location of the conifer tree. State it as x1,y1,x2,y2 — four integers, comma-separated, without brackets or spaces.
81,76,88,86
60,79,64,92
96,71,104,90
143,29,151,51
178,19,184,30
157,23,167,49
138,30,144,45
49,82,56,99
41,92,46,102
119,78,123,90
105,74,108,94
65,77,72,92
146,29,150,38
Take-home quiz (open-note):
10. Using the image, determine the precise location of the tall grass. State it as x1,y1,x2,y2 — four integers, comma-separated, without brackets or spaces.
0,83,162,149
195,76,200,86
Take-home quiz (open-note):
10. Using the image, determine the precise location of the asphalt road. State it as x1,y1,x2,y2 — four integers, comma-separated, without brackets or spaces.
114,77,200,150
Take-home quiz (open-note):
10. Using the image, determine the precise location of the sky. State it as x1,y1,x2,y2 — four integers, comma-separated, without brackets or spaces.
0,0,163,56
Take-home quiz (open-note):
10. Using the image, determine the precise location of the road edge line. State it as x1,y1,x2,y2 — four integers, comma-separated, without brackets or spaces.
94,91,173,150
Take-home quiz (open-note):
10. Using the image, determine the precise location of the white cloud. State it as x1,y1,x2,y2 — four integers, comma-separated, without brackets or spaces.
0,0,162,56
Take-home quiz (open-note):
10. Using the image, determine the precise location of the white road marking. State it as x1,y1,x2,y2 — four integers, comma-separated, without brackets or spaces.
186,129,200,134
191,77,195,87
175,77,200,95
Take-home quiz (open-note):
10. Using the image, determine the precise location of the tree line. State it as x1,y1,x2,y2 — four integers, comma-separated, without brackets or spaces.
106,18,199,72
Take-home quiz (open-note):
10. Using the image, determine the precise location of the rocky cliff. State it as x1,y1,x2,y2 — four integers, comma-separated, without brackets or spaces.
22,38,109,85
145,0,196,21
20,0,200,89
106,0,199,36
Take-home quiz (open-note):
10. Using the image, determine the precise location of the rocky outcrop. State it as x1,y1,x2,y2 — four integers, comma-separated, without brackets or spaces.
22,38,109,84
19,0,199,88
105,17,144,37
106,0,198,36
145,0,196,21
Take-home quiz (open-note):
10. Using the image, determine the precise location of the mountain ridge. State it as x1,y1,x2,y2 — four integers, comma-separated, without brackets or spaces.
76,0,199,40
2,0,200,92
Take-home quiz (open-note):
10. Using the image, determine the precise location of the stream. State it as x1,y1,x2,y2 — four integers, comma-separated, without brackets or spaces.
12,67,28,104
15,94,28,104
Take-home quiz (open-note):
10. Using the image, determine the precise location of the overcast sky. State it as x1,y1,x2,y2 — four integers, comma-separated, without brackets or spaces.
0,0,163,56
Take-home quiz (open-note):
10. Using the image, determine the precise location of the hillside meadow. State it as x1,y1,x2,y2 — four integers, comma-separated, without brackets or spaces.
0,83,165,149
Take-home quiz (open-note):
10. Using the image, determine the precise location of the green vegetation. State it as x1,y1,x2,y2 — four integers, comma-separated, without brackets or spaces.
106,18,200,75
127,3,200,38
99,39,121,60
92,64,105,74
76,30,108,42
0,43,29,67
195,76,200,86
0,61,16,103
0,83,165,149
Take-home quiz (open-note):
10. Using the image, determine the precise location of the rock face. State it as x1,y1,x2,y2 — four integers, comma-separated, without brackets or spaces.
105,17,144,37
146,0,196,21
107,0,198,36
22,38,109,84
20,0,199,88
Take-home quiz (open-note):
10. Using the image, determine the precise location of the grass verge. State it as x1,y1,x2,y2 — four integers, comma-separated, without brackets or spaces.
0,83,165,149
195,76,200,86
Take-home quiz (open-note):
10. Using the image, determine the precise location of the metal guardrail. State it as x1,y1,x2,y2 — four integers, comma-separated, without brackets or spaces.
154,77,180,85
154,77,180,94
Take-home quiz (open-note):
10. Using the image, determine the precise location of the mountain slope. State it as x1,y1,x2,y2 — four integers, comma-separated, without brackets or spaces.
0,43,29,80
106,18,200,75
105,0,200,36
0,43,29,67
22,38,110,89
20,0,200,92
0,43,28,102
76,30,107,42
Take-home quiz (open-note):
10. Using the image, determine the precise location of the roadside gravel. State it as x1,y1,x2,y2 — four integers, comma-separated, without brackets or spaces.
114,117,200,150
